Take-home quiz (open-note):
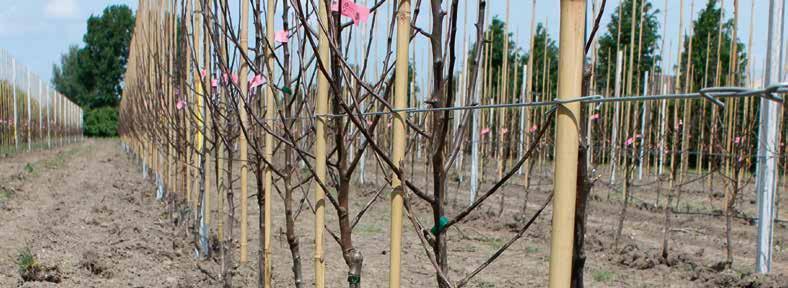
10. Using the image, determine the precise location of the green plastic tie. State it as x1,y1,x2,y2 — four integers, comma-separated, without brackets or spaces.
347,275,361,284
430,216,449,235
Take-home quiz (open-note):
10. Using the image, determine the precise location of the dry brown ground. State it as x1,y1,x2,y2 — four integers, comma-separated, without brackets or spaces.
0,139,786,287
0,139,216,287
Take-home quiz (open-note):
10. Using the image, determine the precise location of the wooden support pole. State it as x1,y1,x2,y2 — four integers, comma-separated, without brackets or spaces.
314,0,330,285
522,0,536,189
548,1,585,287
389,0,410,286
262,0,275,284
239,0,250,265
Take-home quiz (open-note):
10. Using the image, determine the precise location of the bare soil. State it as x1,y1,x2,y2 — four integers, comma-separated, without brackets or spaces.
0,139,216,287
0,139,786,287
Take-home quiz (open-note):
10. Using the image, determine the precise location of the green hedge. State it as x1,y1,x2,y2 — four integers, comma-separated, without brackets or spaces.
84,106,118,137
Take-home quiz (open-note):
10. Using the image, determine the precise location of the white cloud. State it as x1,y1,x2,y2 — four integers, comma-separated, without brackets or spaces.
44,0,78,19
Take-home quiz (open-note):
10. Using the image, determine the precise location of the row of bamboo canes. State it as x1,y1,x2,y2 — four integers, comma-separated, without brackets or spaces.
117,0,784,287
0,48,84,155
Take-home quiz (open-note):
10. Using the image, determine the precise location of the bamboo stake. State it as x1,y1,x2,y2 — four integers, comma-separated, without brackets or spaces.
262,0,275,283
314,0,330,285
548,1,585,286
626,0,638,97
238,0,250,264
522,0,536,190
389,1,410,285
497,0,510,184
679,0,694,188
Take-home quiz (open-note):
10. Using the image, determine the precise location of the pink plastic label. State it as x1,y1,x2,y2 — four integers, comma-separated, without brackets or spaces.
275,30,289,43
331,0,370,25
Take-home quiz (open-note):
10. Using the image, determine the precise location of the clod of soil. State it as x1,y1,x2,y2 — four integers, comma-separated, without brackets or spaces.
80,251,111,278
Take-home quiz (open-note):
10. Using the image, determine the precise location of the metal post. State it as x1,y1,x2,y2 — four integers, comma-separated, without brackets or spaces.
47,85,51,148
610,51,624,183
27,70,31,151
38,79,42,149
755,0,783,274
518,64,527,174
638,72,649,179
469,30,484,203
12,58,18,152
548,0,585,287
658,83,667,175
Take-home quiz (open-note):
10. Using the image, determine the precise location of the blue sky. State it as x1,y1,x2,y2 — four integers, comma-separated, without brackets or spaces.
0,0,777,87
0,0,137,85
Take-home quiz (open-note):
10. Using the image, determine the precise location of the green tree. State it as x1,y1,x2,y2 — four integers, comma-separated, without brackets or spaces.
679,0,747,91
595,0,661,94
468,18,555,102
526,23,559,101
52,5,134,137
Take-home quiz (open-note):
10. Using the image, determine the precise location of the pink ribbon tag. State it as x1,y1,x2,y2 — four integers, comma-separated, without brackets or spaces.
591,113,600,120
331,0,370,25
529,124,538,133
249,74,267,89
223,73,229,85
351,5,370,25
366,120,374,126
501,128,509,134
625,134,642,146
232,74,239,85
201,69,207,79
481,127,491,135
176,99,186,110
275,30,289,43
734,136,741,144
386,121,392,128
211,79,218,88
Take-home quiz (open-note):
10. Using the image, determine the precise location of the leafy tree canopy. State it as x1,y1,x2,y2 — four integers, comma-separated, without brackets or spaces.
679,0,747,91
52,5,134,136
595,0,661,94
469,18,557,102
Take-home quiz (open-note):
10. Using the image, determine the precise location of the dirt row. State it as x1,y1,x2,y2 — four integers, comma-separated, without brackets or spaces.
0,139,786,287
0,139,216,287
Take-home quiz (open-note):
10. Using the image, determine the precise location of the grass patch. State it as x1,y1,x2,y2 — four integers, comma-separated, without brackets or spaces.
356,223,384,236
20,146,82,177
482,237,504,250
526,246,540,254
16,247,39,275
0,186,14,205
16,247,61,283
592,269,615,283
24,163,34,174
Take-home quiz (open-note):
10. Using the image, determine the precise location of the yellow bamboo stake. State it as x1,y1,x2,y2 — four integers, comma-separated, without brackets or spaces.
262,0,275,284
314,0,330,285
626,0,638,96
238,0,250,265
548,1,584,287
389,0,410,286
497,0,511,182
